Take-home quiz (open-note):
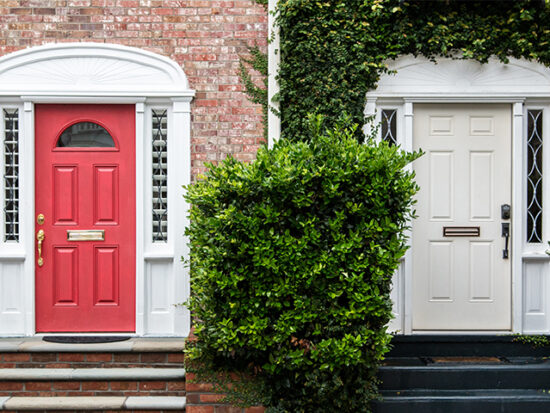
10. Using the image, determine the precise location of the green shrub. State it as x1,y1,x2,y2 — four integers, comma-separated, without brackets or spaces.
184,114,420,412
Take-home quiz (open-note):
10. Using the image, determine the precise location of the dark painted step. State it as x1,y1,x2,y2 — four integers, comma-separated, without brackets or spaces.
377,336,550,412
387,334,550,357
373,389,550,413
380,362,550,390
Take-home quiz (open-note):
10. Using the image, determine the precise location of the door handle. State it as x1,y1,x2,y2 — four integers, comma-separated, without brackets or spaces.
36,229,45,267
502,223,510,259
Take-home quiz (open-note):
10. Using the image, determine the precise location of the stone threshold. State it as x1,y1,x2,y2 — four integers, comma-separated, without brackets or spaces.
0,367,186,380
0,337,185,353
0,396,186,410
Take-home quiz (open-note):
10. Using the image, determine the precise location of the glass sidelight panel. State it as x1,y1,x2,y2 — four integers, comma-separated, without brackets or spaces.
3,109,18,242
381,109,398,146
527,109,543,243
152,109,168,242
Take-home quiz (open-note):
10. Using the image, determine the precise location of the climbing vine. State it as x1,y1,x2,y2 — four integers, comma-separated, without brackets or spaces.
277,0,550,140
239,46,268,139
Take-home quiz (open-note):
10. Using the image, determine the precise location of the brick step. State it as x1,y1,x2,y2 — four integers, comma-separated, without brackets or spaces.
0,338,186,407
0,367,186,397
0,352,185,368
0,396,186,411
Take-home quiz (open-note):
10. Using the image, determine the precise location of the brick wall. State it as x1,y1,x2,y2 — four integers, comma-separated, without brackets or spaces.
0,0,268,178
185,373,265,413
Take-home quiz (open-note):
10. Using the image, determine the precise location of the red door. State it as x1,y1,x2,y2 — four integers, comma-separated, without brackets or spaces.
35,104,136,332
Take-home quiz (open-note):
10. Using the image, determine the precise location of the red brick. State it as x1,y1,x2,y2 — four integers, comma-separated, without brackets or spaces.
166,381,186,390
58,353,85,362
114,353,140,363
140,353,166,363
244,407,265,413
25,382,51,391
186,380,214,392
31,353,57,362
0,382,23,391
82,381,109,390
139,381,166,390
215,406,242,413
2,353,31,362
52,381,81,390
110,381,138,390
85,353,112,362
201,393,225,403
167,353,185,363
187,407,215,413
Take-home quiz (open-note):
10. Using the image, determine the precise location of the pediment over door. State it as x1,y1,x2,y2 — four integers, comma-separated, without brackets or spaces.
370,55,550,98
0,43,193,97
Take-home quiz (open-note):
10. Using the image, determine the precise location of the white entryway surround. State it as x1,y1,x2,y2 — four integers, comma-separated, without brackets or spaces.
0,43,194,336
366,55,550,335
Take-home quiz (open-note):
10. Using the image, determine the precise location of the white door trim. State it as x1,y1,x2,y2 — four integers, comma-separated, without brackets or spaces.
366,55,550,334
0,43,194,337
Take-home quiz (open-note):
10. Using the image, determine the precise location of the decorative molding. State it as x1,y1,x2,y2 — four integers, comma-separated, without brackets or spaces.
0,43,194,98
369,55,550,98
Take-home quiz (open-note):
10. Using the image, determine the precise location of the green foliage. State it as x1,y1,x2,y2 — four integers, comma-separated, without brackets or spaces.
184,114,420,412
277,0,550,141
239,46,269,140
512,334,550,348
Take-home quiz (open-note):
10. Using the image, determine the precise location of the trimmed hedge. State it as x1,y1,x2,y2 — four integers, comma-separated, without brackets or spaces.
184,115,420,412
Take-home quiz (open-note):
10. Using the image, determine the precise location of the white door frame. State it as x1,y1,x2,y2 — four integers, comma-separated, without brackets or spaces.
0,43,194,337
367,55,550,334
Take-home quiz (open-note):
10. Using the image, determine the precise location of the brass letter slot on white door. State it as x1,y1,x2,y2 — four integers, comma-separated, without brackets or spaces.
443,226,480,237
67,230,105,241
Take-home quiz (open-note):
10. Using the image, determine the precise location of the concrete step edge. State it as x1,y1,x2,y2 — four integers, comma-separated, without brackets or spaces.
0,396,186,410
0,367,186,380
378,395,550,402
380,364,550,371
0,337,185,353
380,389,550,397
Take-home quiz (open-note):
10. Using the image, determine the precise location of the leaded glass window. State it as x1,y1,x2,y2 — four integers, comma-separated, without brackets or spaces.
527,109,543,243
3,109,19,242
381,109,397,146
152,109,168,242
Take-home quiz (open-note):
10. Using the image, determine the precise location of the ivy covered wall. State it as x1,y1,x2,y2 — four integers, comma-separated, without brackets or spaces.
277,0,550,140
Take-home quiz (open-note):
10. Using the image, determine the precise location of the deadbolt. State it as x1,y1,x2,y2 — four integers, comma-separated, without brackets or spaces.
37,214,44,225
501,204,511,220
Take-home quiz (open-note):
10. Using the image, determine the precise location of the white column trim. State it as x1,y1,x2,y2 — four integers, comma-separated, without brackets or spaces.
22,101,35,336
403,102,414,335
135,102,146,336
512,102,524,333
172,98,191,336
268,0,280,147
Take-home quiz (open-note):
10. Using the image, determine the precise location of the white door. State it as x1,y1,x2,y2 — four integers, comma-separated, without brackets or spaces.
412,104,512,330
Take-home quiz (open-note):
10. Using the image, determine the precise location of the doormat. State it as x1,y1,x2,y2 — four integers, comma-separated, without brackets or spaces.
42,336,131,344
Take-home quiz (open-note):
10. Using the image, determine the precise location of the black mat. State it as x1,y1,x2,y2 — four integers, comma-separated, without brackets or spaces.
42,336,131,344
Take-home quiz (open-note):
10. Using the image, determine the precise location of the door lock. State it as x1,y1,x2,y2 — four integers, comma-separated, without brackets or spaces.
502,223,510,259
501,204,511,220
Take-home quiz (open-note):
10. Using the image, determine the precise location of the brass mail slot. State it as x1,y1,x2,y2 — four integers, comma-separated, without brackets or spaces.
67,230,105,241
443,226,480,237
